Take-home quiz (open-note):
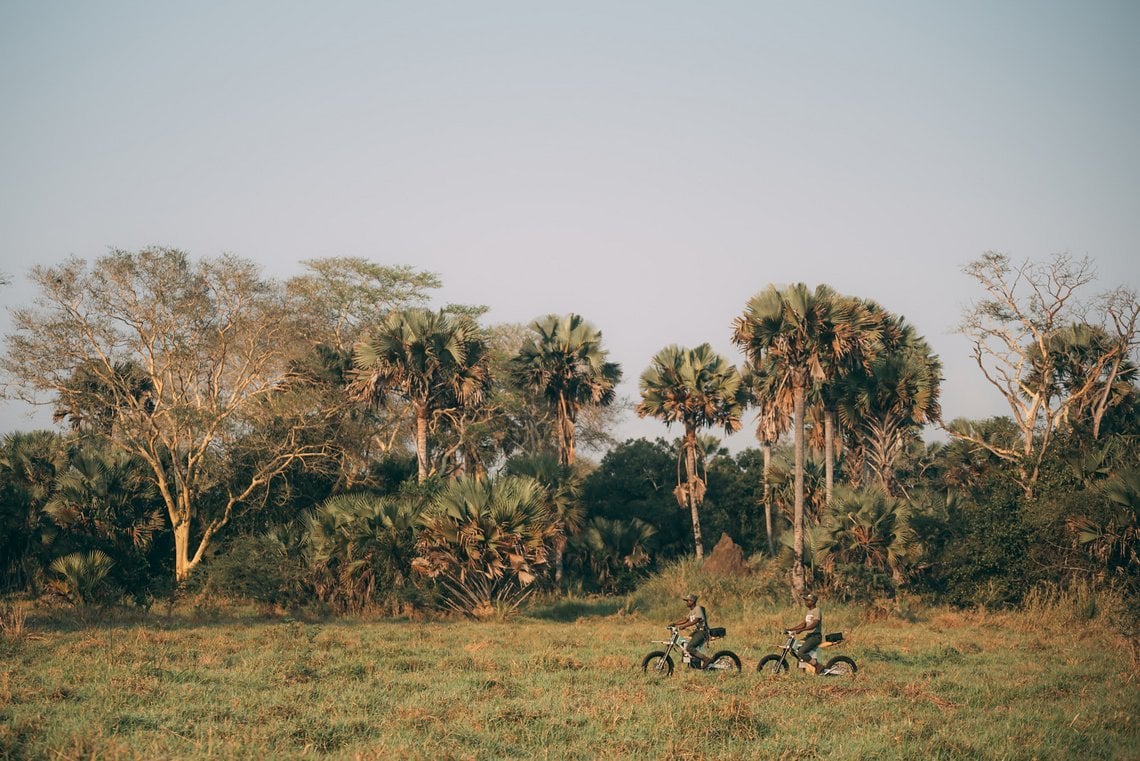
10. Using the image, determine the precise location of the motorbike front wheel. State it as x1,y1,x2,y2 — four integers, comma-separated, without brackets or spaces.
823,656,857,676
707,651,741,673
756,654,789,676
641,651,674,677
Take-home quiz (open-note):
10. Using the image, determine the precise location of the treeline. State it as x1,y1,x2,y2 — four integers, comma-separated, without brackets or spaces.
0,249,1136,617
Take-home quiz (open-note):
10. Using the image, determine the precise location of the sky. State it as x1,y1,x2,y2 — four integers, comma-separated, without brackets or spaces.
2,1,1138,453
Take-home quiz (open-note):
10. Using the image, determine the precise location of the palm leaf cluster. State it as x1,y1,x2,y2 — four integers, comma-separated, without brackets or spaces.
306,493,422,614
835,318,943,492
816,486,919,601
636,343,745,559
48,550,115,606
350,308,491,482
572,516,655,593
511,314,622,466
1070,468,1140,576
413,475,559,617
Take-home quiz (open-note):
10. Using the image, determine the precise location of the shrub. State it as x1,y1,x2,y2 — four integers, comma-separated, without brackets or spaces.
207,528,310,611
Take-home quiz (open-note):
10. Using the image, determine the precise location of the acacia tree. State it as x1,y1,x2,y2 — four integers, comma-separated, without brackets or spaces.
956,252,1139,496
510,313,622,466
285,257,442,352
2,248,345,581
636,344,745,560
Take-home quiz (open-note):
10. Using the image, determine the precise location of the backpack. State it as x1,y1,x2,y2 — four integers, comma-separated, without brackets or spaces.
701,606,727,638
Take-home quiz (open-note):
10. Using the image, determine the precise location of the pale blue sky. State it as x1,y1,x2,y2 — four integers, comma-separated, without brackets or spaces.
2,1,1138,451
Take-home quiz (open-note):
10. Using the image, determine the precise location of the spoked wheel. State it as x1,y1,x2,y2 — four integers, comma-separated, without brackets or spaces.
706,651,741,674
641,651,674,677
822,656,857,677
757,654,789,676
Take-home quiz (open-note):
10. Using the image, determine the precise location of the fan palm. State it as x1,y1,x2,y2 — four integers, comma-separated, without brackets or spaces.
306,492,423,613
835,319,943,494
741,360,793,555
574,516,656,593
504,454,585,587
1026,323,1137,438
510,314,622,466
48,550,116,606
815,486,919,600
636,344,745,559
1070,468,1140,578
733,284,880,597
350,308,491,482
413,475,558,617
44,446,164,551
0,431,70,593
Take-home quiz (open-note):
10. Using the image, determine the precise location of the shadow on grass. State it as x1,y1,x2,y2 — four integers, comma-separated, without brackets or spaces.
524,596,626,622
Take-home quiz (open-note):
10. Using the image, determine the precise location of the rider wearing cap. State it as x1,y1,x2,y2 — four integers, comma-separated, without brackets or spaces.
786,592,823,673
671,593,712,669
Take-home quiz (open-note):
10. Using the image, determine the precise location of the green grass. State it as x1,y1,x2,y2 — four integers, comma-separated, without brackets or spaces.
1,600,1137,760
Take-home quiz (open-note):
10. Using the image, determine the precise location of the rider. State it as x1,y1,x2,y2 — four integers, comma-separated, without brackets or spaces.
786,592,823,673
671,593,712,669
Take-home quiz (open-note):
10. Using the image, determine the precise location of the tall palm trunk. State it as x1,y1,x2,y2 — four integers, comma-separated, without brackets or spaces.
557,394,576,466
553,536,566,586
762,442,775,556
415,405,430,483
824,409,835,507
792,373,807,599
684,430,704,560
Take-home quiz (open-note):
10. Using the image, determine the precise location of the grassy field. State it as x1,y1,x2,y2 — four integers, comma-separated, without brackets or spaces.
1,594,1137,760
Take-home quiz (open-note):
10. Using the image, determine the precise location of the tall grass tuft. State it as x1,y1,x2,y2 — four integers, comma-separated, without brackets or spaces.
627,555,788,623
0,600,30,641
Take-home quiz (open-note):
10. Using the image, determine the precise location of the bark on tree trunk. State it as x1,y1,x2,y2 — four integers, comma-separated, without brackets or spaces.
685,430,704,560
792,376,806,599
174,520,191,582
763,443,775,556
824,410,835,508
554,536,565,586
416,408,430,483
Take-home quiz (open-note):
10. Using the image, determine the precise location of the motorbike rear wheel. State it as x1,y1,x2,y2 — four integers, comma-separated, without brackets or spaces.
756,654,789,676
822,656,857,676
641,651,674,677
706,651,741,673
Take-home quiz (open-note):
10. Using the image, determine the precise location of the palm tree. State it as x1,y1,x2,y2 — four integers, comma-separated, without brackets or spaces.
636,344,745,560
44,446,164,552
413,474,558,617
306,492,423,613
510,314,622,466
815,486,919,600
733,284,880,598
350,308,491,482
1026,323,1138,438
835,317,942,494
48,550,116,607
574,516,656,593
1070,468,1139,578
742,360,793,555
0,431,69,593
52,360,155,438
504,454,585,587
